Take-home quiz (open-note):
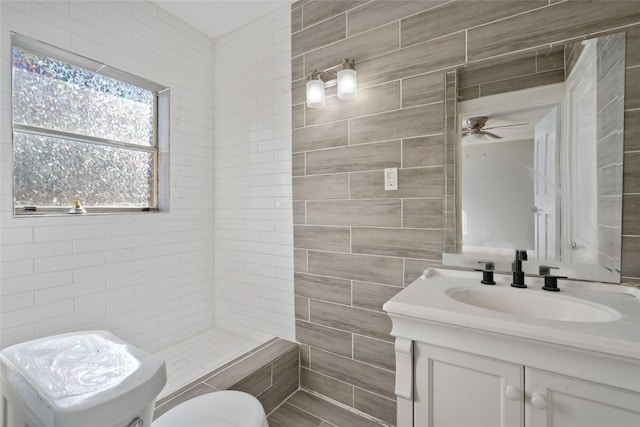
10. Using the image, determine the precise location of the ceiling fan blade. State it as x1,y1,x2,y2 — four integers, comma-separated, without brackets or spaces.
483,131,503,139
483,122,529,130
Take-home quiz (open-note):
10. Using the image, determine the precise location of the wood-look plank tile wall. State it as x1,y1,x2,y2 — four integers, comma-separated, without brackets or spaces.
291,1,640,424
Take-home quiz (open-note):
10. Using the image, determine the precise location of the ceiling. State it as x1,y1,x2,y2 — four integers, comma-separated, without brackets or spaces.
151,0,289,39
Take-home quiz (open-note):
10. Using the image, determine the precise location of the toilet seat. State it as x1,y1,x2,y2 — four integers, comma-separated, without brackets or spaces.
153,390,269,427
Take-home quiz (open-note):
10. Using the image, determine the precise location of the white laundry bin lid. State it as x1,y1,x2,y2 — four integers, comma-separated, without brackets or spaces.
153,391,268,427
0,330,166,427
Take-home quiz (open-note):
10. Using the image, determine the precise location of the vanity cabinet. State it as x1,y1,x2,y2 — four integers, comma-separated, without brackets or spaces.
413,342,640,427
383,269,640,427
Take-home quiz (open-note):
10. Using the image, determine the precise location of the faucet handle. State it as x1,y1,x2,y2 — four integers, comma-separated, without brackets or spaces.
515,250,528,261
476,261,496,285
542,275,568,292
477,261,495,271
538,265,559,276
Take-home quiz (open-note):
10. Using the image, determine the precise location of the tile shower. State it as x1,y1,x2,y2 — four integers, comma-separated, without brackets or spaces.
0,1,293,351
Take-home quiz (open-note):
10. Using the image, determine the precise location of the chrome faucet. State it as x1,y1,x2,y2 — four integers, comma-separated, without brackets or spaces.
510,250,528,288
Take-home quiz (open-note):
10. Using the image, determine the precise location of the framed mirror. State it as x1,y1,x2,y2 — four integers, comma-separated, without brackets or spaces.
443,32,626,283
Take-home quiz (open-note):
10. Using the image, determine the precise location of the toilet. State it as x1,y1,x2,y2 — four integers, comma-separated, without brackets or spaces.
0,331,269,427
153,391,269,427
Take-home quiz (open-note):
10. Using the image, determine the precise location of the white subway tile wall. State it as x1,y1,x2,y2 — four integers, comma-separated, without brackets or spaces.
0,0,215,351
212,5,295,342
0,1,295,353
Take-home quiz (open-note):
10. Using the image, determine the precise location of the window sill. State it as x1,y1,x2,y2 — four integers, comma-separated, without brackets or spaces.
14,207,160,217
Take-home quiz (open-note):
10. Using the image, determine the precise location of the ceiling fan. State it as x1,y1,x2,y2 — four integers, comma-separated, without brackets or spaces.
462,116,527,139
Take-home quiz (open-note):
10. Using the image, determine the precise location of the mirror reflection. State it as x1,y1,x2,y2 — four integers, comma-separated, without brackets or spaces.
443,32,626,283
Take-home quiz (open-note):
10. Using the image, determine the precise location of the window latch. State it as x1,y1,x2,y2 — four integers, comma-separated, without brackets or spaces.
67,200,86,214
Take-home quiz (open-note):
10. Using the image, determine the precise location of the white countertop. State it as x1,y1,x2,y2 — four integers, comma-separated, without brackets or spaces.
383,268,640,360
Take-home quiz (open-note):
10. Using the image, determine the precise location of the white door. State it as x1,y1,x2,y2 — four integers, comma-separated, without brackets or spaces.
527,368,640,427
414,343,524,427
564,39,598,264
533,106,560,261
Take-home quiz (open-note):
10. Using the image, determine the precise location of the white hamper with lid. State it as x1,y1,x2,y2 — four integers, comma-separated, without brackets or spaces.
0,330,166,427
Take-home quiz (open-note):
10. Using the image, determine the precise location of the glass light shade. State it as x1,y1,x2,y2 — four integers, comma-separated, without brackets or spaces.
306,79,325,108
337,68,357,100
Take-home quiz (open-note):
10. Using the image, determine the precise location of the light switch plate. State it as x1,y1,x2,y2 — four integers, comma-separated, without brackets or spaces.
384,167,398,190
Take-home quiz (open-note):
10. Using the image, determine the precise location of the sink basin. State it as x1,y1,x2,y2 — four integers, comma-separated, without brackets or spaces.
446,287,621,322
384,268,639,359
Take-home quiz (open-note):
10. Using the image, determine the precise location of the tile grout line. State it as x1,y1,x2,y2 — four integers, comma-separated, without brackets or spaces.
287,389,390,427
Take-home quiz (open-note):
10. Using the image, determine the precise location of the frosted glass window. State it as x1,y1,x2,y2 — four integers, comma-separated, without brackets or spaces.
11,37,167,215
14,133,154,207
12,47,154,146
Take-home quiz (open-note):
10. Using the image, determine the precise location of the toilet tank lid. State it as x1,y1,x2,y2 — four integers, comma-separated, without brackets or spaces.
0,330,166,424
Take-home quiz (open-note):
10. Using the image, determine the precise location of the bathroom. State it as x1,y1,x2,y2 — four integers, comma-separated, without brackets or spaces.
0,1,639,426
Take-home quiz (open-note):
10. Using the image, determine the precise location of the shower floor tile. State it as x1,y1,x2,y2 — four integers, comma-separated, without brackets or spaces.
154,328,266,398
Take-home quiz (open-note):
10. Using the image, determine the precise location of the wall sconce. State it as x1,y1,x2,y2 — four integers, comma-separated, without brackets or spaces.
306,71,325,108
306,58,357,108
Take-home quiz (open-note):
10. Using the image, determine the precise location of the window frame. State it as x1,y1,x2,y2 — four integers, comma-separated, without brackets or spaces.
11,33,170,217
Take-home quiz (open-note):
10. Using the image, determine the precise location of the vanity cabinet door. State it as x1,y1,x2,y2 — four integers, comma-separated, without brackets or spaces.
414,343,524,427
526,368,640,427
